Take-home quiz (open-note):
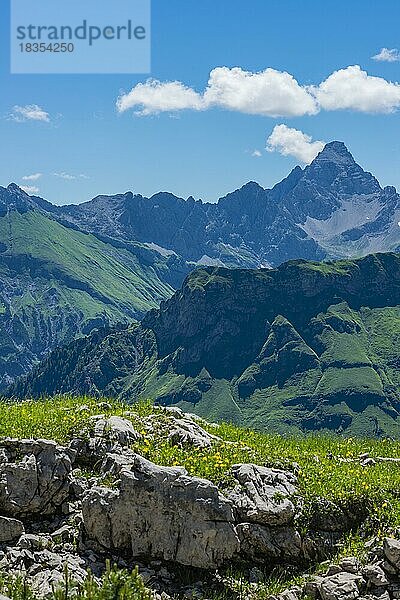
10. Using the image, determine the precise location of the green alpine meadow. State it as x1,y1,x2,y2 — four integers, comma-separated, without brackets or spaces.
11,251,400,437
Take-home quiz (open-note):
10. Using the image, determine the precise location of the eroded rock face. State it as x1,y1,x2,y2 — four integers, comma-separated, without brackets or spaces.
318,572,363,600
4,412,400,598
0,516,24,543
93,416,141,446
227,464,297,526
81,452,302,569
141,408,221,449
237,523,302,561
167,415,219,448
70,415,141,467
82,454,240,569
384,538,400,570
0,439,74,517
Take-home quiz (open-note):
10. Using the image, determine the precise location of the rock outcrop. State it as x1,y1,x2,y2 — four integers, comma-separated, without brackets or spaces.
0,408,400,600
83,454,241,569
0,439,74,517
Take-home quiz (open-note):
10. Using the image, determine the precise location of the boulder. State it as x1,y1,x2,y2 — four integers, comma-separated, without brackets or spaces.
145,411,220,449
384,538,400,570
70,416,140,467
278,588,301,600
340,557,361,575
167,416,219,448
227,464,297,526
303,576,325,599
82,453,240,569
362,564,388,586
93,416,140,446
0,439,74,517
0,516,24,543
318,572,363,600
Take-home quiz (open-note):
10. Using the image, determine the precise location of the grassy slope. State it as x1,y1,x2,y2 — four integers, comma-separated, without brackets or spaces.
10,252,400,437
0,210,173,317
0,210,174,387
135,301,400,437
2,396,399,531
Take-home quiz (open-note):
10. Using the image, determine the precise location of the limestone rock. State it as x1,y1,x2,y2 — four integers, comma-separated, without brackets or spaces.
237,523,302,561
167,416,219,448
0,439,74,517
384,538,400,570
303,576,325,600
362,564,388,586
318,572,363,600
82,453,240,569
227,464,297,526
144,411,220,449
340,557,361,575
93,416,140,446
0,516,24,543
70,416,140,468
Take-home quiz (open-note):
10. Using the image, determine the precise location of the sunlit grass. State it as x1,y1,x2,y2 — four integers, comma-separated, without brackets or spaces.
2,395,400,598
2,396,400,549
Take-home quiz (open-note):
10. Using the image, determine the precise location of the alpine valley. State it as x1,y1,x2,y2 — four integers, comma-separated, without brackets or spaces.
6,141,400,438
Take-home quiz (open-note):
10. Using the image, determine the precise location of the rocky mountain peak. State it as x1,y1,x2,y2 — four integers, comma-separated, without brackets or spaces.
312,141,356,166
301,140,381,199
0,183,36,214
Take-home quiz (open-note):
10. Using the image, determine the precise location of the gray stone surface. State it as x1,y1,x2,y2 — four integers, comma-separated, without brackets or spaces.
237,523,302,560
384,537,400,569
0,439,74,517
227,463,297,526
318,572,363,600
0,516,24,543
362,564,388,586
82,453,240,569
93,416,140,446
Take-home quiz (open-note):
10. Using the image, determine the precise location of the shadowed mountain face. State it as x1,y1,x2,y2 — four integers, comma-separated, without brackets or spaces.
0,185,177,389
52,141,400,267
3,140,400,390
11,252,400,437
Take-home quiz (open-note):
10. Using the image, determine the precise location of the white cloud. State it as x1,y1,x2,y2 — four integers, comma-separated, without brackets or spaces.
54,172,89,180
203,67,318,117
116,79,205,115
314,65,400,113
54,172,76,180
116,64,400,118
252,150,262,157
21,185,39,194
22,173,42,181
266,125,325,164
10,104,50,122
372,48,400,62
116,67,317,117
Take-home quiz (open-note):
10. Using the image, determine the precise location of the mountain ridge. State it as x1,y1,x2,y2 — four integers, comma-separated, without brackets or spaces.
11,250,400,437
4,141,400,392
7,141,400,269
0,185,177,388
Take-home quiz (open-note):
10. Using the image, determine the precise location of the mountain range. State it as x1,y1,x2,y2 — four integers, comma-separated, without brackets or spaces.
11,251,400,437
48,141,400,266
3,140,400,390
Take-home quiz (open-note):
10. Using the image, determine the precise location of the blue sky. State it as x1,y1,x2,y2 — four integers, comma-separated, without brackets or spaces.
1,0,400,204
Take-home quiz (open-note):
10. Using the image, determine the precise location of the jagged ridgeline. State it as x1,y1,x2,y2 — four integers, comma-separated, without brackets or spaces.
3,140,400,390
11,251,400,437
